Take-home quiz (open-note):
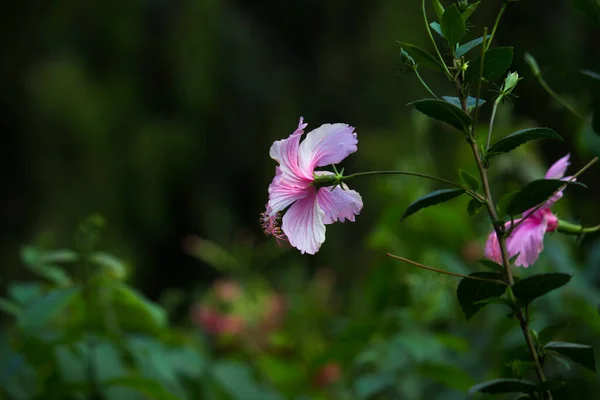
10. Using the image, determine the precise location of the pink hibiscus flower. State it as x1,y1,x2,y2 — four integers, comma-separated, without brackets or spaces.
261,117,363,255
485,154,572,268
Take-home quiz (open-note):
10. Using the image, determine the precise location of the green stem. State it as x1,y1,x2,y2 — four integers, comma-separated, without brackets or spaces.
486,98,500,150
536,74,586,120
455,68,553,400
421,0,452,79
387,253,506,284
414,68,438,99
485,3,507,51
557,220,600,235
342,170,484,201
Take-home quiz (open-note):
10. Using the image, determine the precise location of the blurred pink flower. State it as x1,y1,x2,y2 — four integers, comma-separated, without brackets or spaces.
485,154,571,268
190,304,247,337
262,117,363,254
312,362,342,388
213,279,243,302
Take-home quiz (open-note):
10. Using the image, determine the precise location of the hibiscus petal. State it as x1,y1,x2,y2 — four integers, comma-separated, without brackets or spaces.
268,170,309,215
506,218,548,268
269,128,312,184
317,184,363,224
545,154,570,179
298,123,357,172
484,231,503,265
281,188,326,255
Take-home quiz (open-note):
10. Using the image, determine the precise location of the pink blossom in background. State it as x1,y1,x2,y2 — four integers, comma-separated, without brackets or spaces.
262,117,363,254
485,154,571,268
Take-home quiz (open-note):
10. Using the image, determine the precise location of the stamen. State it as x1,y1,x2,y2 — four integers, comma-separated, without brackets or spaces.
260,211,287,245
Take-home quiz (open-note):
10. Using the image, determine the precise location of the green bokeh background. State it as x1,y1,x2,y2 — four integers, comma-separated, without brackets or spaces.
1,0,600,399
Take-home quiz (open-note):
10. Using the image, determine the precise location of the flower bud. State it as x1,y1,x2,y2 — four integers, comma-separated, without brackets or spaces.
399,48,417,72
458,0,470,11
501,71,521,95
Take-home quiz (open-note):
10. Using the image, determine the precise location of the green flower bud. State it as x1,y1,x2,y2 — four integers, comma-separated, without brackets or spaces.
501,71,521,95
399,48,417,72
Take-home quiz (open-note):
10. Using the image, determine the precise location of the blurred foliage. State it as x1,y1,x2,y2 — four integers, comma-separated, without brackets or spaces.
1,0,600,399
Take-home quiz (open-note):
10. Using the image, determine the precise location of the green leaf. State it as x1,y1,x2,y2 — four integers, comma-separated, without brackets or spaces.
90,252,128,279
213,361,281,400
461,1,481,20
441,4,466,48
459,169,480,191
545,342,596,372
0,298,22,316
401,188,465,221
456,272,506,319
486,128,563,161
538,322,569,345
467,198,484,217
592,108,600,136
455,35,489,59
355,374,394,399
512,273,572,304
537,380,566,392
478,259,505,273
496,191,519,219
408,99,472,132
112,284,167,333
18,286,80,332
105,376,183,400
8,282,43,305
506,179,581,216
442,95,486,109
468,378,537,395
417,363,475,392
429,22,444,37
397,42,445,72
573,0,600,28
580,69,600,81
433,0,445,19
466,47,514,83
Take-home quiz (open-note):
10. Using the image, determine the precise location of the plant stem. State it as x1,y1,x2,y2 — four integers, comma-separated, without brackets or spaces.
455,72,553,400
414,68,439,99
421,0,452,79
387,253,507,284
485,3,507,51
536,74,586,120
486,99,500,150
343,170,484,201
557,220,600,235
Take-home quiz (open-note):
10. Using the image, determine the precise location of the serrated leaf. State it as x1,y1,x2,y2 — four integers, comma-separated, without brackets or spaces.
397,42,445,72
457,272,506,319
18,287,80,331
496,191,519,219
593,108,600,136
430,22,444,37
442,96,486,109
466,47,514,83
461,1,481,20
545,342,596,372
512,273,572,304
467,198,484,217
486,128,563,161
507,179,581,216
478,259,505,273
468,378,537,395
539,322,569,346
433,0,445,19
459,169,480,191
401,188,465,221
455,35,489,59
441,4,465,47
408,99,472,132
